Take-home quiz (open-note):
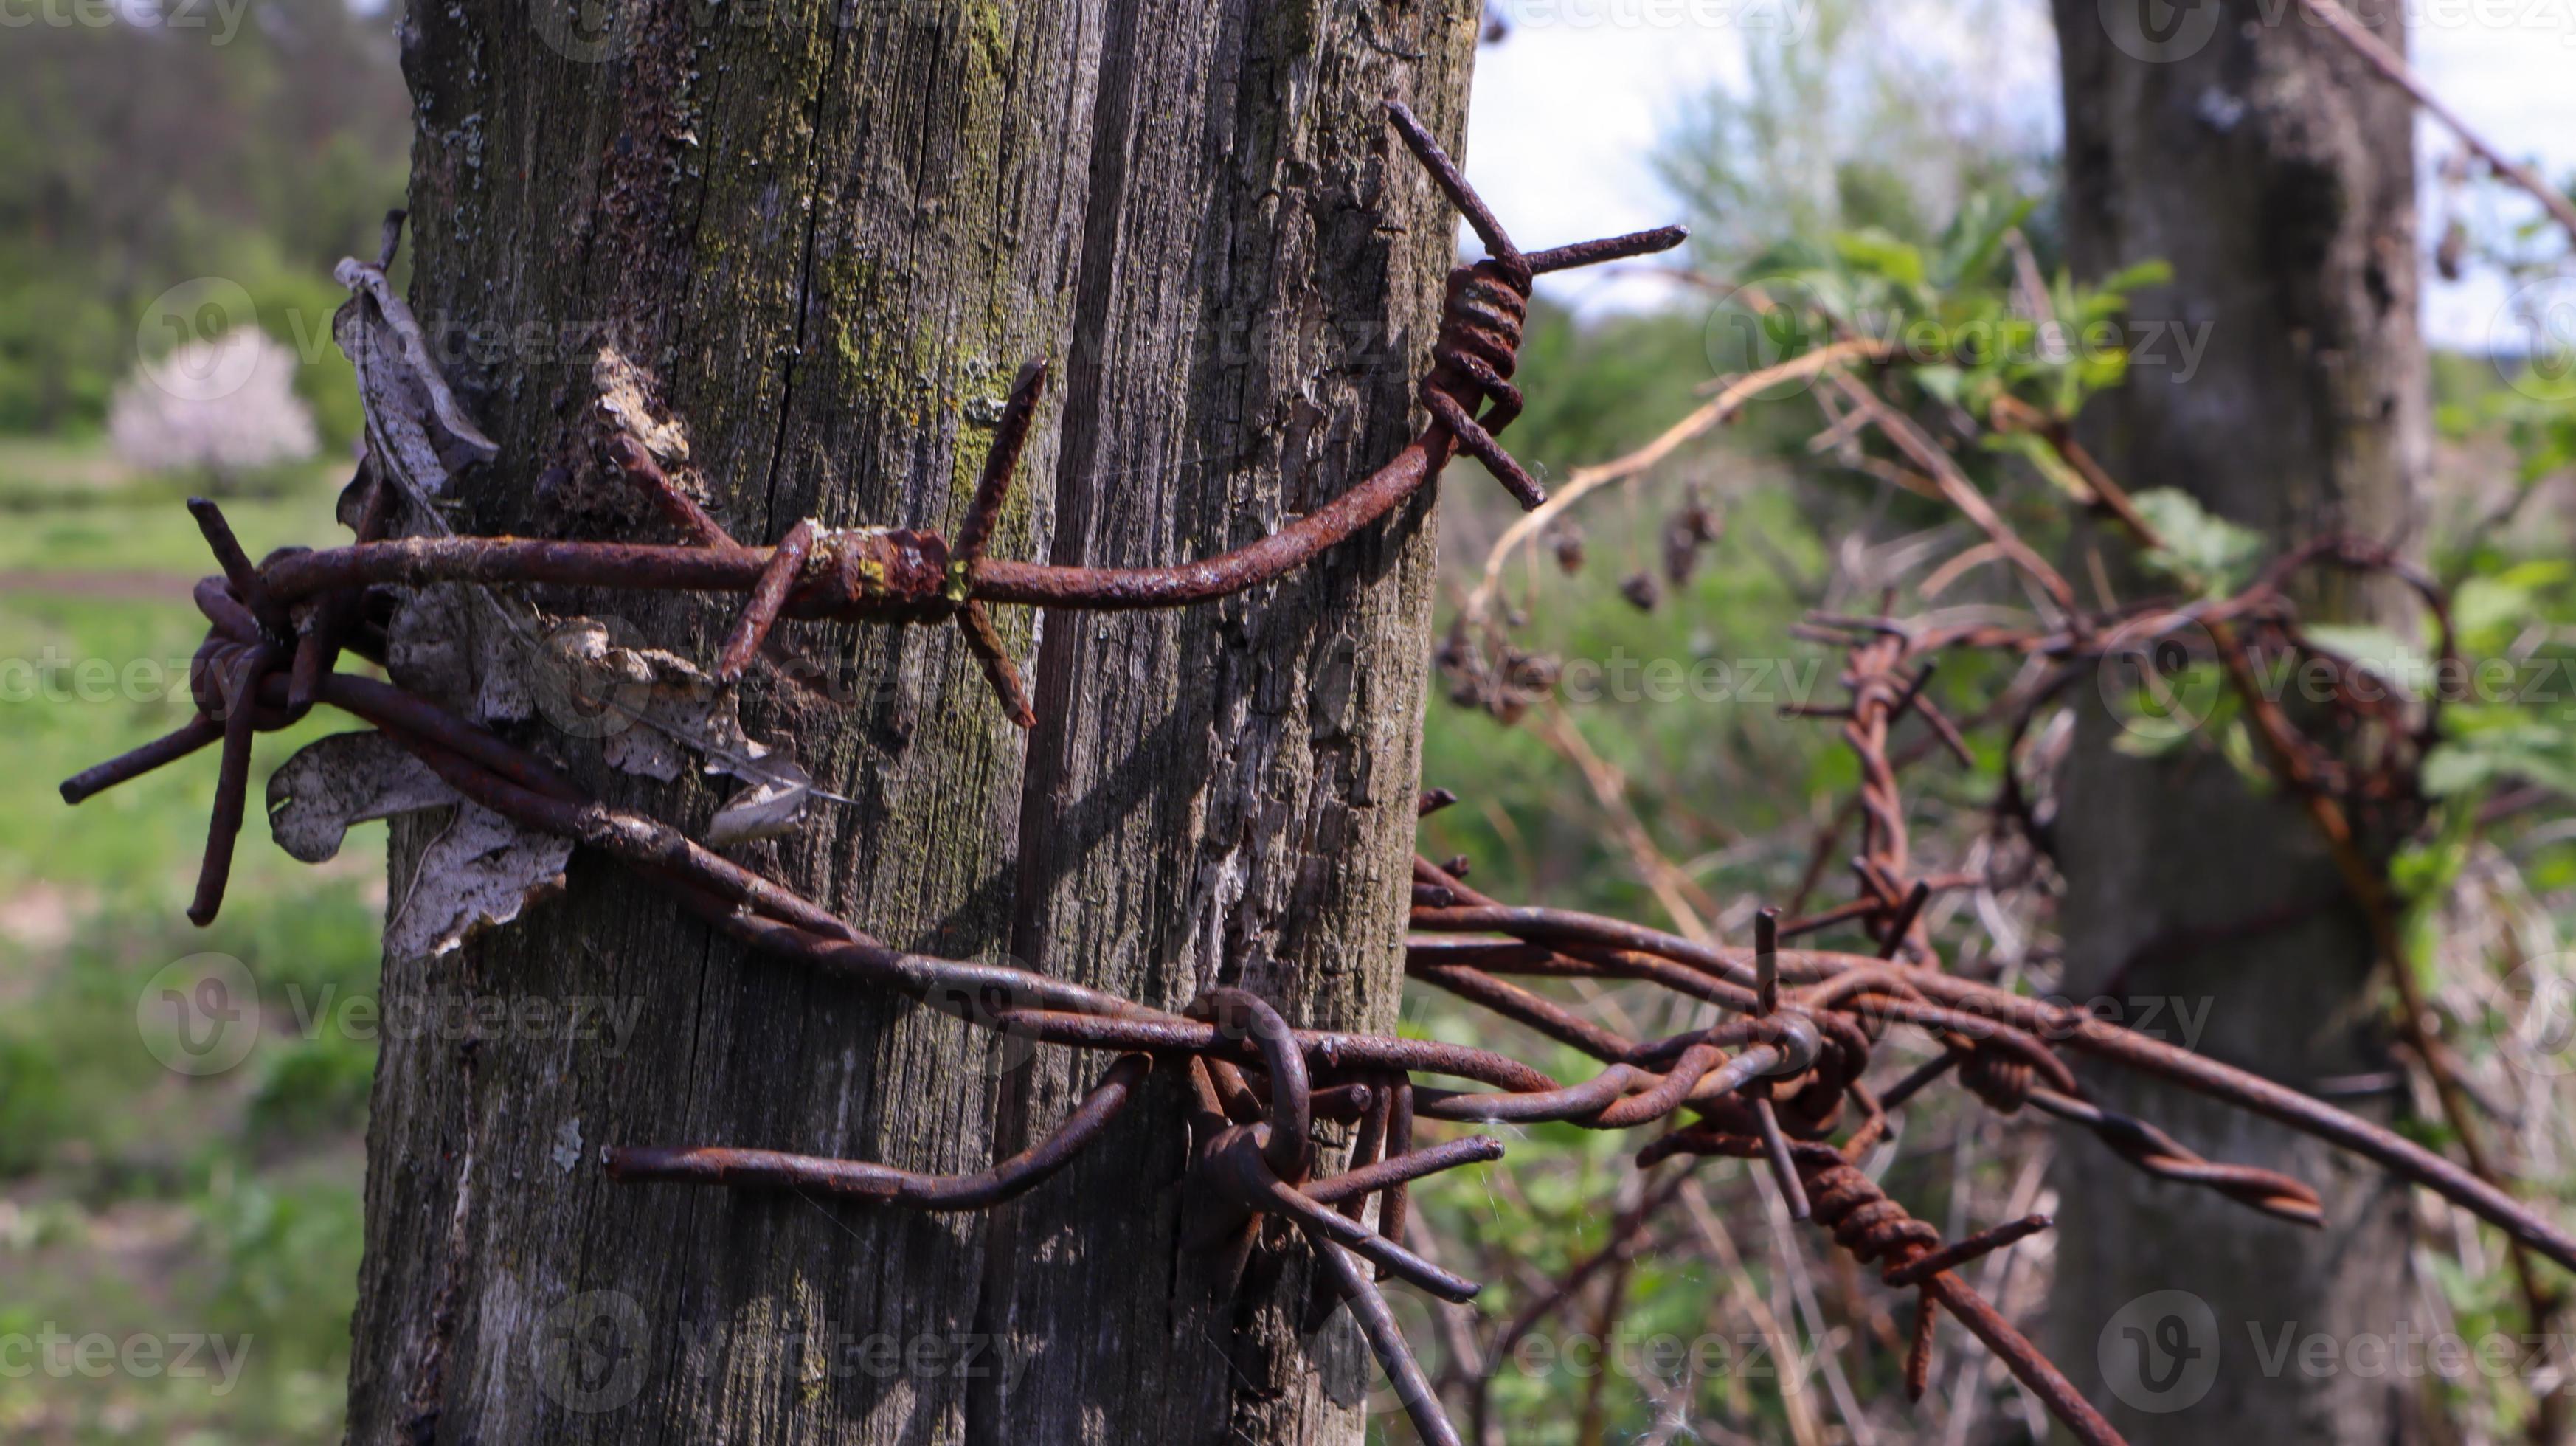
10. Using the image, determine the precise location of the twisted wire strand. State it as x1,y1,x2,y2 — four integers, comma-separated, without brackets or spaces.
49,100,2566,1446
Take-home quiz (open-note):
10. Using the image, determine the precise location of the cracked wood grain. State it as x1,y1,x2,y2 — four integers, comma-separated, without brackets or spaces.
350,2,1479,1442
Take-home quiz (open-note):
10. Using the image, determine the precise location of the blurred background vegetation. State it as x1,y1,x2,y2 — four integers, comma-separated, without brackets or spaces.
0,0,403,444
0,1,404,1439
1,0,2570,1442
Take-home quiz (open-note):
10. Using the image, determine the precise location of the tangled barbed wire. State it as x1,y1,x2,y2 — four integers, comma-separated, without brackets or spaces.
58,100,2575,1446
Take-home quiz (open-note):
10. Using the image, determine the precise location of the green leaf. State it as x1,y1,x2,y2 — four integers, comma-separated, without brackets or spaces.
1832,228,1925,287
1912,363,1964,406
1983,430,2091,502
2097,259,2174,295
1931,190,2037,289
2420,744,2501,798
2219,717,2270,793
2074,349,2131,394
2451,575,2527,626
2131,488,2265,596
2495,558,2572,591
2423,713,2576,799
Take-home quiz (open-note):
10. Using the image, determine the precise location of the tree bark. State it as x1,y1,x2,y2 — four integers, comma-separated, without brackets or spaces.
347,2,1478,1442
2049,3,2428,1441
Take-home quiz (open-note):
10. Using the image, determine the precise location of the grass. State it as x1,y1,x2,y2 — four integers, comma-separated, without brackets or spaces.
0,437,378,1445
0,436,133,494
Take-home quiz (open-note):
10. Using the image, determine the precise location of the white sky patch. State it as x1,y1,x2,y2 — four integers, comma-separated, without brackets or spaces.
1461,9,1749,313
1468,1,2575,350
2413,10,2576,350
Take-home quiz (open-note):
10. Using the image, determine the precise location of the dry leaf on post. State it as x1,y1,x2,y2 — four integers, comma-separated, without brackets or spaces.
536,619,747,780
706,753,814,847
265,730,573,958
593,347,694,468
266,731,463,864
383,584,544,725
387,802,575,960
536,618,814,841
333,229,497,502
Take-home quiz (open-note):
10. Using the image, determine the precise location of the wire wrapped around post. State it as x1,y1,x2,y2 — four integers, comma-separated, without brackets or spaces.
54,94,2576,1446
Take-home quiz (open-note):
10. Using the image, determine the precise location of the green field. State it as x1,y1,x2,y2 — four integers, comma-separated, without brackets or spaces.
0,443,379,1445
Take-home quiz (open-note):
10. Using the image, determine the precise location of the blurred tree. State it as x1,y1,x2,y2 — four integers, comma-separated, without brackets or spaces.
107,331,319,480
2049,4,2429,1441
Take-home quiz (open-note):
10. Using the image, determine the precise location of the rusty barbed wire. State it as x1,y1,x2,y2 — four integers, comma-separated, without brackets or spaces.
1638,1130,2112,1443
53,100,2576,1446
606,1052,1154,1210
1424,253,2558,1433
61,582,2571,1442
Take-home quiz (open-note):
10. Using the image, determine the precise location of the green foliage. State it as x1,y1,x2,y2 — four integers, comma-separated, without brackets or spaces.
1652,0,2057,268
198,1169,368,1363
2130,487,2265,597
2424,705,2576,800
2439,364,2576,487
1416,27,2099,1429
1725,216,2166,426
0,455,381,1442
1505,302,1720,476
248,1036,376,1141
1423,476,1842,925
2419,561,2576,800
1438,13,2576,1438
0,1034,66,1176
2300,623,2425,679
2393,786,2489,997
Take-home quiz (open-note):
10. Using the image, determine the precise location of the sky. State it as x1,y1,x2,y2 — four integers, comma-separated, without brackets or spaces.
1464,0,2576,350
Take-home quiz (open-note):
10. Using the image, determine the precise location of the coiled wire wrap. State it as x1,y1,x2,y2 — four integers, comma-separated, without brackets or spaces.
1421,255,1543,508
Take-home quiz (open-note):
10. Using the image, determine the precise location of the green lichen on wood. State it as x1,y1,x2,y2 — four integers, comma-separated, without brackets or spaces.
351,3,1480,1442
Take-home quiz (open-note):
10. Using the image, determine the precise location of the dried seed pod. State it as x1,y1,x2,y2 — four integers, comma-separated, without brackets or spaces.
1619,570,1661,612
1435,614,1475,673
1546,519,1586,575
1661,482,1723,585
1487,648,1560,724
1436,615,1498,713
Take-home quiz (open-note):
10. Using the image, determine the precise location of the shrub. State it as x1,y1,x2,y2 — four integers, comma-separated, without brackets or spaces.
108,329,319,482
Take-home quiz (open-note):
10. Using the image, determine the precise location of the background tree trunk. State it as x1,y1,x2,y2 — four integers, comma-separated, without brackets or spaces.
346,2,1478,1441
2047,2,2429,1440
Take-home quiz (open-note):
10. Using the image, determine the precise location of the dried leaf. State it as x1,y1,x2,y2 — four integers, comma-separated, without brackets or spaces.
384,583,543,724
706,755,813,848
536,619,817,841
333,452,381,532
388,800,575,960
266,731,461,865
266,732,571,958
333,252,498,500
536,619,763,781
